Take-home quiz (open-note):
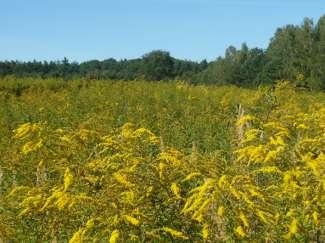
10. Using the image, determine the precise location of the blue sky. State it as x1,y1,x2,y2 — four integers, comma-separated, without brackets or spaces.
0,0,324,62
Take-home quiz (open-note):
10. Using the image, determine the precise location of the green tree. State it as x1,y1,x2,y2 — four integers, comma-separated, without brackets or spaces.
141,50,174,81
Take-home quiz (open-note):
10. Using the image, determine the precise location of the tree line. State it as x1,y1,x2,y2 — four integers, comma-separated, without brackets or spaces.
1,15,325,90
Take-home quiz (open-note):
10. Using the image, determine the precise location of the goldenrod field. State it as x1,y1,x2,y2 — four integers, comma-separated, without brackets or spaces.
0,77,324,242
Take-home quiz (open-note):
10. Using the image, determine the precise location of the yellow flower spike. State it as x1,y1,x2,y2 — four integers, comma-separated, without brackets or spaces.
236,115,256,126
158,162,166,180
21,139,43,154
275,136,285,146
297,124,308,129
123,215,140,226
182,172,201,182
218,175,228,188
162,227,188,240
13,123,31,139
202,224,209,240
69,228,83,243
264,150,278,162
312,211,319,225
229,185,241,200
235,226,247,238
217,206,225,217
113,172,134,188
242,128,260,143
13,122,41,139
109,229,120,243
170,183,182,199
85,219,95,230
285,218,298,239
63,168,73,192
256,210,268,224
239,211,249,228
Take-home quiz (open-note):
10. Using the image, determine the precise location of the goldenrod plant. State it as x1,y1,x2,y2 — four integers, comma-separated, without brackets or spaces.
0,78,324,242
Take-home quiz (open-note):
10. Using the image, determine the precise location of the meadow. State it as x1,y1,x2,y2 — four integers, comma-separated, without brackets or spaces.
0,77,324,242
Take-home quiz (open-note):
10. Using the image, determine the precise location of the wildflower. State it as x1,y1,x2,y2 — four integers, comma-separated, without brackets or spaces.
158,162,165,179
85,219,95,229
13,123,41,139
202,224,209,240
312,211,319,225
162,227,188,240
255,166,281,174
269,136,285,146
182,172,201,182
217,206,225,217
114,172,134,188
55,192,71,210
170,183,182,199
235,226,246,238
285,218,298,239
123,215,140,226
297,124,308,129
63,168,73,192
109,229,120,243
237,115,256,126
239,211,249,228
229,185,241,200
69,229,83,243
21,139,43,154
242,129,261,143
256,210,268,224
218,175,228,188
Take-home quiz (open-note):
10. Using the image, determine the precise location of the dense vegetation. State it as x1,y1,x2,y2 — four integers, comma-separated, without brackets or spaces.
0,77,324,242
1,15,325,90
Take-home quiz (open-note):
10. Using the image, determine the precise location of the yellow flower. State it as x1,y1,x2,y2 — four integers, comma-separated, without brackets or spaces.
171,183,182,199
85,219,95,229
235,226,246,238
123,215,140,226
162,227,188,240
285,218,298,239
109,229,120,243
69,229,83,243
182,172,201,182
237,115,256,126
312,211,319,225
218,175,228,188
202,224,209,240
113,172,134,188
239,211,249,228
13,122,41,139
159,162,165,180
217,206,225,217
21,139,43,154
64,168,73,192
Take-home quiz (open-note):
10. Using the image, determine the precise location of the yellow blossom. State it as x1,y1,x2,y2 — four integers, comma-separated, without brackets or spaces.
109,229,120,243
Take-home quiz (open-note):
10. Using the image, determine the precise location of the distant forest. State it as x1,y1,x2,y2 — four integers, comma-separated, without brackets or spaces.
1,15,325,90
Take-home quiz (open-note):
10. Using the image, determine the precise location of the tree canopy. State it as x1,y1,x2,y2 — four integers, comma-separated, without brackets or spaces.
1,15,325,90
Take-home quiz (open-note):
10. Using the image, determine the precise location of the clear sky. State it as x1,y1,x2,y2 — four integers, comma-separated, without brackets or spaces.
1,0,324,62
